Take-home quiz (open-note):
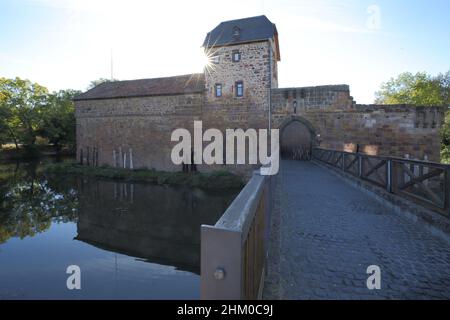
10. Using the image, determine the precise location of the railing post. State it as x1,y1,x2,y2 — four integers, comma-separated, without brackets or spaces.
386,159,392,193
80,148,84,165
201,226,242,300
445,167,450,215
358,154,363,178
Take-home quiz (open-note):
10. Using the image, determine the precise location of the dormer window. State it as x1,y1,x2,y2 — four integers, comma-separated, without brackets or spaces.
232,26,240,39
232,50,241,62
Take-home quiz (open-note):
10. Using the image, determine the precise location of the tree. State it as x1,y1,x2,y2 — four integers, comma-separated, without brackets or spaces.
375,71,449,106
87,78,118,90
436,71,450,107
375,71,450,163
0,101,15,147
39,89,80,153
0,77,49,152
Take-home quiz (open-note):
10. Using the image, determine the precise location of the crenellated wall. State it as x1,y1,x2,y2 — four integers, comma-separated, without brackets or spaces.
78,44,449,176
74,16,445,174
271,86,444,162
271,85,355,112
75,83,445,173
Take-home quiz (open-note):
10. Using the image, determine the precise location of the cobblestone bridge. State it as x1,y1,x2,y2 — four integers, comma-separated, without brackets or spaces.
264,160,450,300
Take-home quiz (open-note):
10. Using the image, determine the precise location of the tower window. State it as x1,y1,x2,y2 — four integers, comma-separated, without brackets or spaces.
232,50,241,62
232,26,240,39
215,84,222,97
212,55,220,64
300,89,306,99
235,81,243,97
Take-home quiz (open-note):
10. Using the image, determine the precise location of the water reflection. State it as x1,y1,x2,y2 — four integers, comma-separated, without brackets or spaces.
0,159,239,299
0,160,78,244
75,178,234,274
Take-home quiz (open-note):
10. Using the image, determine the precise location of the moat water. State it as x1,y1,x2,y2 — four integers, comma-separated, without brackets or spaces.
0,158,239,299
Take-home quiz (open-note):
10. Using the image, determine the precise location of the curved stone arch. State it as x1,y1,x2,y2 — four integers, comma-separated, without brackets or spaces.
278,116,317,139
277,116,318,160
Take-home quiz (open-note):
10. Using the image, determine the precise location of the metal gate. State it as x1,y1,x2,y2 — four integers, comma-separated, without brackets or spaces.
280,121,312,160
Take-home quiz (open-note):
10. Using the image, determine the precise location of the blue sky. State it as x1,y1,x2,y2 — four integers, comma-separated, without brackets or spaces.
0,0,449,103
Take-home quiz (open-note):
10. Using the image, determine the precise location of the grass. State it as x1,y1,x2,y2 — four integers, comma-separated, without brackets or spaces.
43,162,245,189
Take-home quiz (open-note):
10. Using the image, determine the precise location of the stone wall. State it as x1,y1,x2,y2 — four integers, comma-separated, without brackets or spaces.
271,86,444,162
75,82,445,175
271,85,355,112
203,40,273,130
75,93,203,171
75,42,445,174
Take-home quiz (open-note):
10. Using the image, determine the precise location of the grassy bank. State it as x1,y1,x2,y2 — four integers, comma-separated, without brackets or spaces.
43,162,245,189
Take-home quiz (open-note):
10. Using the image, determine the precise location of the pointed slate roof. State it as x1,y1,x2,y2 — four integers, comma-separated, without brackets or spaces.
202,15,280,60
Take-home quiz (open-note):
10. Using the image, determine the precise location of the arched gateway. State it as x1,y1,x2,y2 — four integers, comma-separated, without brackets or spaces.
279,117,316,161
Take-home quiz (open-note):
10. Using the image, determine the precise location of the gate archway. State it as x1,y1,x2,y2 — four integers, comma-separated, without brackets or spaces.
279,117,316,161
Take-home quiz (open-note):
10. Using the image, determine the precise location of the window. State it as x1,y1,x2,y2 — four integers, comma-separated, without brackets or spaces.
232,26,240,38
232,50,241,62
235,81,243,97
300,89,306,99
212,55,220,64
215,84,222,97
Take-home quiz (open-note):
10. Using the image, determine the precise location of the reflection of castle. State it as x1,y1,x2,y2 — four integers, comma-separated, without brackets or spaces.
74,16,443,173
75,178,237,274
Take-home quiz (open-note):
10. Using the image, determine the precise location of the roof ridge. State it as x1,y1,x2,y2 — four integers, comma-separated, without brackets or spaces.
109,73,204,84
219,15,268,24
202,15,276,48
74,73,205,101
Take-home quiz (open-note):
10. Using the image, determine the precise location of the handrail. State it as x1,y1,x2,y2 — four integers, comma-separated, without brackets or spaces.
215,173,266,234
313,147,450,216
200,171,273,300
315,147,449,168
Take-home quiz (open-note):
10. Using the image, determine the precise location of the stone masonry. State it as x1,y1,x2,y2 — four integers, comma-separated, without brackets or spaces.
272,87,444,161
74,15,445,174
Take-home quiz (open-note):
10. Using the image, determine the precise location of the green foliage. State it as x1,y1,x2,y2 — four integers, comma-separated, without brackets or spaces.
87,78,118,90
0,77,49,151
375,71,450,106
0,77,82,157
441,111,450,164
38,89,80,152
375,71,450,163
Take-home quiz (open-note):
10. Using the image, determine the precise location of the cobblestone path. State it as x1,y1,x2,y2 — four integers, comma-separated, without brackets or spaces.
263,161,450,300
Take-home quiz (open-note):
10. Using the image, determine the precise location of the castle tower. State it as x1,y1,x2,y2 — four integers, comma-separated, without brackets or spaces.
202,15,280,129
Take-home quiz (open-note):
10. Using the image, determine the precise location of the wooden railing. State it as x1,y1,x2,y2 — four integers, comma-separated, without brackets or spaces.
200,171,274,300
313,148,450,216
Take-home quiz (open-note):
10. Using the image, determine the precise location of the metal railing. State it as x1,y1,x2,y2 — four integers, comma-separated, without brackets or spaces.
200,171,273,300
313,148,450,216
